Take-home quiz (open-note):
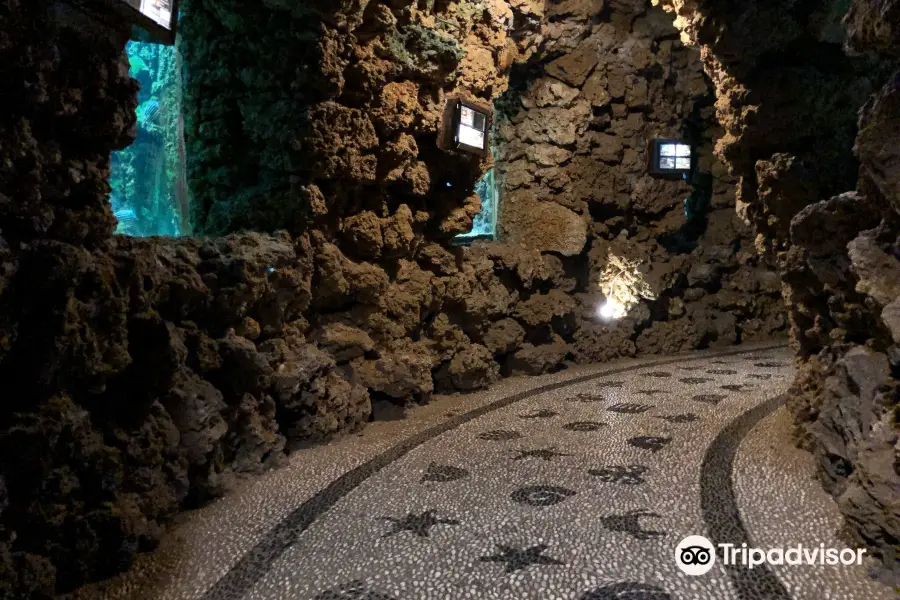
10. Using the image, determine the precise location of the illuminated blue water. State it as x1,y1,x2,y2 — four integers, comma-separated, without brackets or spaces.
109,40,189,236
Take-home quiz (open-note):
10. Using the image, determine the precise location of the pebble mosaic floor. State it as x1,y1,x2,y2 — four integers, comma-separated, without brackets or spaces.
75,342,895,600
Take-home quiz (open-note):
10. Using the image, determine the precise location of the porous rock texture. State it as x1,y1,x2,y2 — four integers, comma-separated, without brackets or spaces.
0,1,789,597
495,0,787,358
655,0,900,580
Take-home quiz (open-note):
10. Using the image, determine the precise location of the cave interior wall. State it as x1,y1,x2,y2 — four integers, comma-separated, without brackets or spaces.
9,0,899,596
654,0,900,580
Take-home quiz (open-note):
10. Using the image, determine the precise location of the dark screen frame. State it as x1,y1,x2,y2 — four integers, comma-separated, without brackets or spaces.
452,100,491,157
61,0,179,45
648,137,692,177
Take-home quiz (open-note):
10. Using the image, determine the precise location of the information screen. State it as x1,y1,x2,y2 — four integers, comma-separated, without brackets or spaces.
659,142,691,170
458,105,486,150
142,0,173,28
118,0,173,29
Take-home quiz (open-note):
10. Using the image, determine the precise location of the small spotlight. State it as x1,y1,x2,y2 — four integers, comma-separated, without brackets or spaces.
267,267,275,273
597,298,624,321
446,182,452,188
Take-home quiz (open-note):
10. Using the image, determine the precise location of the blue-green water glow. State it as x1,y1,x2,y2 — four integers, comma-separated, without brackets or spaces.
109,40,189,236
455,168,497,242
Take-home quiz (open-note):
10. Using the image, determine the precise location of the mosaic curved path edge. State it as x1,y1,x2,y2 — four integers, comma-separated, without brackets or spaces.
76,343,895,600
204,344,790,600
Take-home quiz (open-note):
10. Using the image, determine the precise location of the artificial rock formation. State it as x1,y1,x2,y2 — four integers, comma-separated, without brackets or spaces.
0,0,800,597
495,0,786,355
178,0,545,237
655,0,900,580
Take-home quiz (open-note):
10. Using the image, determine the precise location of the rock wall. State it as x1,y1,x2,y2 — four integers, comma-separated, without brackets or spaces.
494,0,786,359
654,0,900,580
178,0,544,237
0,0,790,597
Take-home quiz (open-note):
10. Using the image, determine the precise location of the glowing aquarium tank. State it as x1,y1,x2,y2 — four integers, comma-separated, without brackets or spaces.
454,168,498,243
109,40,190,236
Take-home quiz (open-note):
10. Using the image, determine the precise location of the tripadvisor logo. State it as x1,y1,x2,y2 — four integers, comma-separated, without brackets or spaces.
675,536,868,575
675,535,716,575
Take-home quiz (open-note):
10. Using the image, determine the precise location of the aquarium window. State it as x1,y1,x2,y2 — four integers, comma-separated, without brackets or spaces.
453,168,498,244
109,39,190,236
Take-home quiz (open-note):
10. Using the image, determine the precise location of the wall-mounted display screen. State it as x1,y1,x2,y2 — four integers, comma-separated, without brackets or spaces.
451,101,490,155
115,0,174,28
137,0,173,29
458,106,486,150
58,0,177,44
659,142,691,170
649,138,692,176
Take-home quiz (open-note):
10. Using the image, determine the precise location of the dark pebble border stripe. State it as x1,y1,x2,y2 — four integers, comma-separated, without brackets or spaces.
701,394,793,599
200,343,790,600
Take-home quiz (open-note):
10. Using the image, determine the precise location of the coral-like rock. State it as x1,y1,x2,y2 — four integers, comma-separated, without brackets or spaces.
848,232,900,306
348,340,436,402
482,318,527,355
437,343,500,391
310,323,376,363
881,299,900,343
856,72,900,213
500,192,588,256
284,371,371,441
506,336,570,375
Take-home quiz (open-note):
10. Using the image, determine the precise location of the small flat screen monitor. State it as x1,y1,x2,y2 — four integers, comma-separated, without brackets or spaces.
650,138,692,176
134,0,173,29
112,0,178,43
453,101,490,155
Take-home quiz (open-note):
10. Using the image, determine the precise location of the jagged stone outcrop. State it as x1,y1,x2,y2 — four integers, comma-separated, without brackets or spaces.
495,0,788,360
179,0,546,237
0,0,792,596
654,0,900,580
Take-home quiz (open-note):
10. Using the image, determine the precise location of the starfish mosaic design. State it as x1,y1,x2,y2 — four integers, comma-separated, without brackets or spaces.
637,389,668,396
563,421,606,432
747,373,772,380
568,392,605,403
479,543,565,573
314,580,398,600
679,377,713,384
644,371,672,378
380,510,459,538
579,582,672,599
755,361,784,368
597,380,625,388
512,447,571,462
721,383,750,392
707,369,737,375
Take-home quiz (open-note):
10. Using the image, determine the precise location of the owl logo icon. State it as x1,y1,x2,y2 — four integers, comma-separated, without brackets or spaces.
675,535,716,575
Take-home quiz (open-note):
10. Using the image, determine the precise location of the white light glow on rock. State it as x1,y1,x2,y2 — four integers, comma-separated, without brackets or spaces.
597,252,656,321
597,298,625,320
